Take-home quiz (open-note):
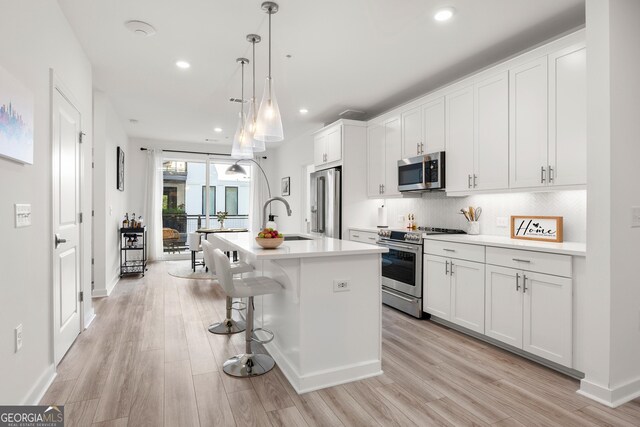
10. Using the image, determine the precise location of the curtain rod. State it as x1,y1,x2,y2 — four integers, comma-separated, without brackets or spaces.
139,147,266,159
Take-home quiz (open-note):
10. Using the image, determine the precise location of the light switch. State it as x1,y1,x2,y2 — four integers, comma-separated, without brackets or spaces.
632,207,640,228
496,217,509,228
15,204,32,228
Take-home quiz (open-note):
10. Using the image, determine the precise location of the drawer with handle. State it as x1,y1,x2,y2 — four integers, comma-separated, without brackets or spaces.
349,229,379,244
423,240,485,263
486,246,572,278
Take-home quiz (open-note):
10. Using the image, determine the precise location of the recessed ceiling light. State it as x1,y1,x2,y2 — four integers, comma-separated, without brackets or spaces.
434,7,455,22
124,20,157,37
299,108,308,114
214,127,223,133
176,60,191,69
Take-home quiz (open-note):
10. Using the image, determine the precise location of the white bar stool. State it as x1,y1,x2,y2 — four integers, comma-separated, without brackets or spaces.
187,232,204,272
202,239,253,334
211,248,283,377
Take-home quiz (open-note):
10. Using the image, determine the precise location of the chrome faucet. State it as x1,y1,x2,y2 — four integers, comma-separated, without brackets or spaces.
262,197,292,229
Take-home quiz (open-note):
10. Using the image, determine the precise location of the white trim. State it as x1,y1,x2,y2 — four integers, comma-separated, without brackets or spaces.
578,376,640,408
92,275,119,298
22,365,56,405
84,312,97,329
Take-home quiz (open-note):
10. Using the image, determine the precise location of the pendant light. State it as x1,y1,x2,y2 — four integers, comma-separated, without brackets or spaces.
231,57,253,159
254,1,284,142
244,34,265,152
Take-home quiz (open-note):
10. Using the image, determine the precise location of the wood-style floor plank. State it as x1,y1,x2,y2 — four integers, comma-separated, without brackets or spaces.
39,261,640,427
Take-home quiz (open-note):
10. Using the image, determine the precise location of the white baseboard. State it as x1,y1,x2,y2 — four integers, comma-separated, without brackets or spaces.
23,364,56,405
84,312,96,329
578,376,640,407
92,275,119,298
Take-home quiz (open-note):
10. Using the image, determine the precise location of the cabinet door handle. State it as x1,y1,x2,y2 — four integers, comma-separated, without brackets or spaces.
417,142,420,155
523,274,528,293
421,143,424,154
368,237,376,240
548,165,554,183
450,261,454,275
468,174,472,188
512,258,531,263
541,166,546,183
516,273,521,291
473,174,477,188
352,234,360,238
445,260,449,276
443,248,456,252
382,184,385,194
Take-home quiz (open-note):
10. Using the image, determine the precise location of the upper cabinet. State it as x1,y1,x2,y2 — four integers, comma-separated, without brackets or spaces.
314,123,343,168
401,97,445,158
445,85,475,192
367,117,402,197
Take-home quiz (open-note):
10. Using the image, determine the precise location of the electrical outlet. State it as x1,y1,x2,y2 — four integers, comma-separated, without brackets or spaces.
333,279,350,292
496,217,509,228
15,204,31,228
631,207,640,228
397,215,405,224
15,324,22,352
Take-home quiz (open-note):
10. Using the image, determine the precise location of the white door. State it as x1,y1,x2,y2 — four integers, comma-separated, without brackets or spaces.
450,259,485,333
367,124,385,197
383,117,401,197
474,71,509,191
52,86,82,364
509,57,549,188
548,44,587,187
422,97,446,154
445,85,474,192
313,132,326,167
325,125,342,164
401,106,422,157
485,265,523,348
522,271,573,367
423,255,450,320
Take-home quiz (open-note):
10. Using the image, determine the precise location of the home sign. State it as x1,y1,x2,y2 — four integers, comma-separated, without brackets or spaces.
510,216,563,243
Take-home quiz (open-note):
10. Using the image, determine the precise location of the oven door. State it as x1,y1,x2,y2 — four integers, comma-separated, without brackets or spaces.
378,240,422,298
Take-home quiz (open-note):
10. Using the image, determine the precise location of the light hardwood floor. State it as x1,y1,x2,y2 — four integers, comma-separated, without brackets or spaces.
41,261,640,426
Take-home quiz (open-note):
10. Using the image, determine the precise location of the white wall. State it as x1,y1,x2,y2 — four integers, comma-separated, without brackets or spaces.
0,1,93,404
92,92,129,297
580,0,640,407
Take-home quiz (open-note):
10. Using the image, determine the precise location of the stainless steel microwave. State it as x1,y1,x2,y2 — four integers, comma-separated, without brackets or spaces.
397,151,445,192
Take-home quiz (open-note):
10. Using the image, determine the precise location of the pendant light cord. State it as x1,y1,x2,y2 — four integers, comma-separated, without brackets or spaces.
268,10,272,79
252,40,256,116
240,61,245,127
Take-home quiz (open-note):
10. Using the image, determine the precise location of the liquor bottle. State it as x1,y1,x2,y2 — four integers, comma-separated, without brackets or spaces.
131,213,136,228
123,213,129,229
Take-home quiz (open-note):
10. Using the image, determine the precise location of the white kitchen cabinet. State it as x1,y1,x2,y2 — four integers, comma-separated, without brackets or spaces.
367,117,401,198
509,57,549,188
348,229,378,244
485,264,573,367
367,124,385,197
424,254,485,333
445,85,475,192
314,123,342,168
450,259,485,333
401,97,446,158
474,71,509,191
522,271,572,366
548,43,587,187
424,255,450,320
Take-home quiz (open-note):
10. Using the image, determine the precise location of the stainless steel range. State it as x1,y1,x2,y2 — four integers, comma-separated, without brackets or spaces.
378,227,465,318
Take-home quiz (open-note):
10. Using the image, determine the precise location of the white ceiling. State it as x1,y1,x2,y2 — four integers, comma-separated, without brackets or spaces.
57,0,585,146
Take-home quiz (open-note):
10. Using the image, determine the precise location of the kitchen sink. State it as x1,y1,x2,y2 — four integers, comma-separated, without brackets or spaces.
284,235,314,241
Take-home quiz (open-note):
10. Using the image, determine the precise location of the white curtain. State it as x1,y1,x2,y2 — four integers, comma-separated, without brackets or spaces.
144,149,164,260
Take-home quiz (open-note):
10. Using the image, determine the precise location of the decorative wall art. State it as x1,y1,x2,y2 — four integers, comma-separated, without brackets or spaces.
0,65,34,164
510,216,563,243
117,146,125,191
281,176,290,196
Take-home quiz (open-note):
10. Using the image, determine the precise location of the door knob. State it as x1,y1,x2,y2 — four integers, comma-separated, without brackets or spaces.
55,234,67,249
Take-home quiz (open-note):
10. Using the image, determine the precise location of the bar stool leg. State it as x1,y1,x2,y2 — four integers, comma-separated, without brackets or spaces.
223,296,275,377
208,296,246,334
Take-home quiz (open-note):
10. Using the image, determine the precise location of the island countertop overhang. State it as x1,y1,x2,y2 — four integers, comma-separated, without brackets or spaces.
213,232,388,260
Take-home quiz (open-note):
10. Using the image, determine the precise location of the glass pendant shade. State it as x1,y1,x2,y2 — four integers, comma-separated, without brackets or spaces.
231,111,253,159
244,97,266,152
254,77,284,142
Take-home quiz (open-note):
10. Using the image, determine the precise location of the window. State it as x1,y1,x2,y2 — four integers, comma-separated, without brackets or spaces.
202,186,216,215
163,186,178,210
225,187,238,215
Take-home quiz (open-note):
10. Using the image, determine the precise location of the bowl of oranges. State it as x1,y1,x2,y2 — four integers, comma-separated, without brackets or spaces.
255,228,284,249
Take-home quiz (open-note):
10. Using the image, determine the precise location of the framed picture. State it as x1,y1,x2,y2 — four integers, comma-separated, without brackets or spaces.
510,216,563,243
0,65,34,164
117,146,125,191
281,176,290,196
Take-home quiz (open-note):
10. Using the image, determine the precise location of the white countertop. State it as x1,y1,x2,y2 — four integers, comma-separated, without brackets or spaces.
214,232,387,260
423,233,586,256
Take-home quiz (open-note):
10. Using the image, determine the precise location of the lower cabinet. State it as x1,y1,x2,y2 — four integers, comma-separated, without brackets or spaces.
348,229,378,244
424,254,485,334
485,264,572,367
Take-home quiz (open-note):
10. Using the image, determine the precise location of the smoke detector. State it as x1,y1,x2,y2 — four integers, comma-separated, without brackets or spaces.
124,20,157,37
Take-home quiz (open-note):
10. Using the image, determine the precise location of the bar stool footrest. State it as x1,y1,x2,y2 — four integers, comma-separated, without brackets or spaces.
252,327,274,344
231,300,247,311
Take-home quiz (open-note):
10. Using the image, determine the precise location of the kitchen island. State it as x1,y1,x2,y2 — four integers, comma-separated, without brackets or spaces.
214,232,387,393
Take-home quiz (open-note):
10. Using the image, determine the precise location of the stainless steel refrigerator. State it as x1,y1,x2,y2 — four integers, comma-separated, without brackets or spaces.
310,167,341,239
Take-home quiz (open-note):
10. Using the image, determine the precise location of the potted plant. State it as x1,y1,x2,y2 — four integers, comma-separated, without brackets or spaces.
216,211,228,230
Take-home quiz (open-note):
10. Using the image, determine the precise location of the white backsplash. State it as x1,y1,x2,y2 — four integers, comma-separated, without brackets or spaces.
379,190,587,242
